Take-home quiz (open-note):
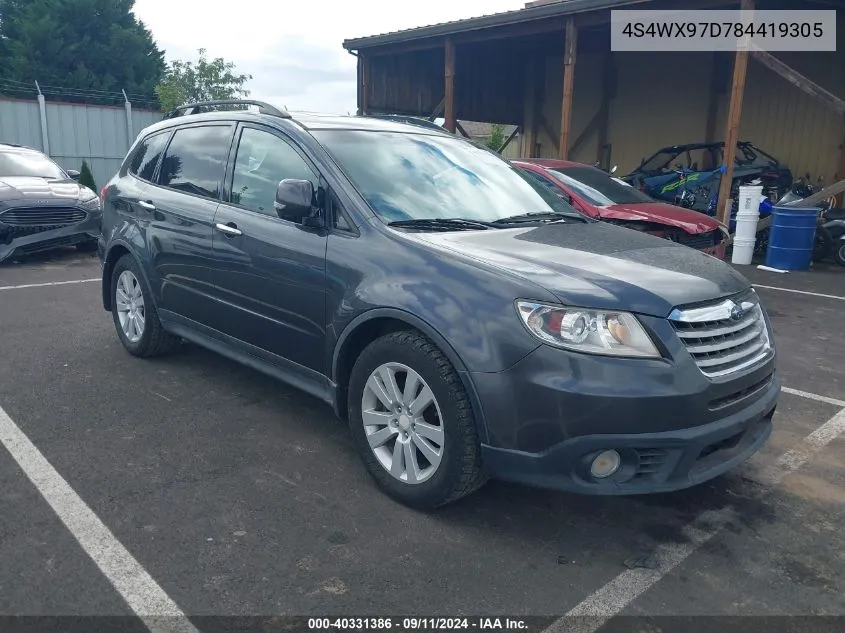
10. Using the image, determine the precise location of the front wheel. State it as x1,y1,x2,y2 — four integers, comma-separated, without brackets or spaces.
834,241,845,267
347,331,487,509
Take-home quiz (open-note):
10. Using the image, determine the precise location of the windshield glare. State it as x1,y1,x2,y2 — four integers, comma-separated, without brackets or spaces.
314,130,578,223
548,166,654,206
0,150,66,179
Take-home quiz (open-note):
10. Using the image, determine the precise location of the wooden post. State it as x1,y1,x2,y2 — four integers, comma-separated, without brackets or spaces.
558,17,577,160
444,39,456,133
716,0,753,225
361,54,371,116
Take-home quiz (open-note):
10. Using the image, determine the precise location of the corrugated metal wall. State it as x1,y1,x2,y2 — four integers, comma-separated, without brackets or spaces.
0,99,161,188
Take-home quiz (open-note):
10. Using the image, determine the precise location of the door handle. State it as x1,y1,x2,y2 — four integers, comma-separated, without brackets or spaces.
137,200,156,211
215,222,243,237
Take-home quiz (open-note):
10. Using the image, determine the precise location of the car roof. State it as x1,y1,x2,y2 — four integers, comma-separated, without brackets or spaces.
138,109,455,138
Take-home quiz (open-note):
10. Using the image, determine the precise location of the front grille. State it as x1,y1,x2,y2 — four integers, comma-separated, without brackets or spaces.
669,291,773,379
670,229,720,251
0,207,87,227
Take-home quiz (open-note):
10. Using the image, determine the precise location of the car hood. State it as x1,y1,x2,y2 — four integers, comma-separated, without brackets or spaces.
0,176,89,203
405,221,749,317
599,202,722,234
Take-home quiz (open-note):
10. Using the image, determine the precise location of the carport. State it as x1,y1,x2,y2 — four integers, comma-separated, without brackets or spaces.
342,0,845,223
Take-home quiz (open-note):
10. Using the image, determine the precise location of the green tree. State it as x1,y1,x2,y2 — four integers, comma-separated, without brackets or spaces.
77,160,96,192
155,48,252,112
486,124,506,153
0,0,165,106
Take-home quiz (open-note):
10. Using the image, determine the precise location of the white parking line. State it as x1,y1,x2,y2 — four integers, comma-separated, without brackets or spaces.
0,278,100,292
544,400,845,633
782,386,845,409
0,404,198,633
753,284,845,302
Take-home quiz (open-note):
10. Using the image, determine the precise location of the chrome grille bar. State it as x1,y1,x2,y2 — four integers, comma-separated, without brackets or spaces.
669,291,773,379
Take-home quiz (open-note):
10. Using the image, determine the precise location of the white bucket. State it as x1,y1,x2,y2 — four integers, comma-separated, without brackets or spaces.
734,212,760,241
731,236,757,265
737,185,764,218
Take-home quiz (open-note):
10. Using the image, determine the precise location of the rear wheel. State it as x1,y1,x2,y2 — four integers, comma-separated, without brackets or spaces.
110,254,180,357
347,330,486,509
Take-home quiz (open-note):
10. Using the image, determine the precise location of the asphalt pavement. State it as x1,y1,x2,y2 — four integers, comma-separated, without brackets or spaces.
0,248,843,631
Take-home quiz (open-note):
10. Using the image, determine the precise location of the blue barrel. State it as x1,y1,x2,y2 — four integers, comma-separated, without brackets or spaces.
764,206,820,271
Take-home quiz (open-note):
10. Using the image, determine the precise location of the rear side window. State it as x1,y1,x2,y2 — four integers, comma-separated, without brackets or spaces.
128,132,170,182
157,125,232,199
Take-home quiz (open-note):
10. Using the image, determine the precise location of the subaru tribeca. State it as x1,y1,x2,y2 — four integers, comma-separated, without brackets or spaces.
98,100,779,509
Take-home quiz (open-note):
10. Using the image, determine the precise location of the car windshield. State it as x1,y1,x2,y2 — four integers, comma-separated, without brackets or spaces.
0,150,67,179
547,166,654,206
313,130,580,224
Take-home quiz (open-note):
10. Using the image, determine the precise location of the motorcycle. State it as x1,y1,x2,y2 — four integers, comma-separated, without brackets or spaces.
820,207,845,266
835,233,845,267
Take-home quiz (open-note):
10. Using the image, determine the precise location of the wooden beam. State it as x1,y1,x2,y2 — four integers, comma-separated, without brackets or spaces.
444,39,456,133
558,17,577,160
498,126,521,154
784,177,845,208
361,54,371,115
748,44,845,116
716,0,753,225
428,97,445,121
455,121,470,138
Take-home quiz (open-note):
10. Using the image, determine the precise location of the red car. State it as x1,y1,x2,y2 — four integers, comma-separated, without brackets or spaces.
512,159,728,259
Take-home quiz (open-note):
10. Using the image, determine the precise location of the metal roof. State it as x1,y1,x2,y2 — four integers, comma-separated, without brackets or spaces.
342,0,648,50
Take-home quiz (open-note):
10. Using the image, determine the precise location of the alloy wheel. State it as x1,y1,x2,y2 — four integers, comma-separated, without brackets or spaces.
361,362,445,485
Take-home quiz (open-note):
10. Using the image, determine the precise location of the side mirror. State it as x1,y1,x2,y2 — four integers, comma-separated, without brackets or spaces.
274,179,317,224
66,169,81,181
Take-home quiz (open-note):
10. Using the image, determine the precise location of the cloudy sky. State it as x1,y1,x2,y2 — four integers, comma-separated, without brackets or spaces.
133,0,526,114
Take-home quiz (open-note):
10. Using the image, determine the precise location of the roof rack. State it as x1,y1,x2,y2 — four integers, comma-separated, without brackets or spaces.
163,99,291,120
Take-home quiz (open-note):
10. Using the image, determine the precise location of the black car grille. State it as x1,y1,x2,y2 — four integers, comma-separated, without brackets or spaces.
669,228,721,251
669,291,773,379
0,206,87,227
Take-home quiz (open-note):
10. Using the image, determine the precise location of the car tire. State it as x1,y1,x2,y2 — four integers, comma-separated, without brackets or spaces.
110,254,180,357
76,239,98,253
834,241,845,268
347,330,487,509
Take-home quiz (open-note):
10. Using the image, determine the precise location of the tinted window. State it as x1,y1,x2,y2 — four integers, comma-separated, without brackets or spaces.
128,132,170,181
548,166,654,206
0,149,65,179
157,125,232,199
313,130,578,223
230,128,317,215
518,168,563,194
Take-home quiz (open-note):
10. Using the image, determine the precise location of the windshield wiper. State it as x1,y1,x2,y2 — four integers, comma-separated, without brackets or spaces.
492,211,585,225
387,218,495,231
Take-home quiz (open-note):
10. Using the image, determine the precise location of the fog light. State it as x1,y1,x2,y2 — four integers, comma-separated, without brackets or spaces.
590,450,621,479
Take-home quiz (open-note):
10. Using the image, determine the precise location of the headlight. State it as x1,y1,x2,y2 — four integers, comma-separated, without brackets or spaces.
515,300,660,358
78,195,101,211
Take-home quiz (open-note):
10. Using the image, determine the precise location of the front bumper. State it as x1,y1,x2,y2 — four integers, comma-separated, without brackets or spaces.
473,338,779,495
0,209,102,263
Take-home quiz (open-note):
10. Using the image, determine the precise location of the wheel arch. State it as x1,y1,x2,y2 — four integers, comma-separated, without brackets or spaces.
101,242,153,312
331,308,489,444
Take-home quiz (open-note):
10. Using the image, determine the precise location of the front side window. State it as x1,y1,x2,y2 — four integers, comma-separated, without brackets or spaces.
157,125,232,199
0,149,66,180
230,127,318,216
313,130,578,224
128,131,170,182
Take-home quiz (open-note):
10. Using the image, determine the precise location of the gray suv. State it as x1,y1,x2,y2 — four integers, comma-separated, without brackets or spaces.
98,100,780,509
